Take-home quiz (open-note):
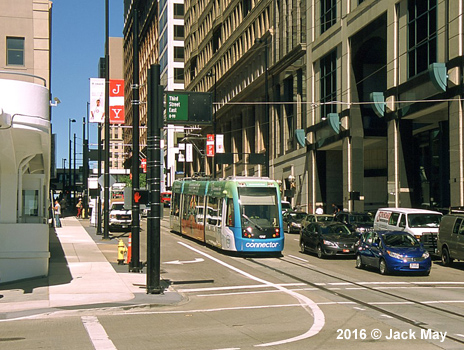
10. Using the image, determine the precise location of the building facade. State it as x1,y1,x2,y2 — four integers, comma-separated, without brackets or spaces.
184,0,464,214
122,0,464,215
99,37,126,172
183,0,307,206
0,0,52,283
304,0,459,214
160,0,186,189
123,0,159,171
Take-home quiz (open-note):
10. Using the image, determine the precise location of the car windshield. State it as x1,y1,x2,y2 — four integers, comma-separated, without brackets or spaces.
281,202,292,210
321,224,354,238
288,212,307,221
383,233,419,247
316,215,334,222
349,214,373,224
407,214,441,228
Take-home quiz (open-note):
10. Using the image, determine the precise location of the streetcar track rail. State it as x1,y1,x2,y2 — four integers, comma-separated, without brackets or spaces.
247,255,464,345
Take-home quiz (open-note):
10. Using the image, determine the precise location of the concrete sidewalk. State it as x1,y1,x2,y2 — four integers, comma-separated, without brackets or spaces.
0,217,182,320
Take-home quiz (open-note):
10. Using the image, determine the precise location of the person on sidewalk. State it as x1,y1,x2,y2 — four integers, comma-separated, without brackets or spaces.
76,198,83,218
54,200,62,228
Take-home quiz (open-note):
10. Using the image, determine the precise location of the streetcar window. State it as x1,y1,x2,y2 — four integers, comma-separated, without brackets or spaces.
238,187,279,228
206,196,221,226
195,196,205,224
226,198,235,226
171,193,180,217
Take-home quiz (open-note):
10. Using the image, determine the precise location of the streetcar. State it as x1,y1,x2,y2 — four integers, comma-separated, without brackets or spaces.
170,176,284,254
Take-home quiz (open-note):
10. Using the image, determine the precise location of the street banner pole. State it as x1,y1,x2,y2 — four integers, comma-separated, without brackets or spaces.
129,7,142,272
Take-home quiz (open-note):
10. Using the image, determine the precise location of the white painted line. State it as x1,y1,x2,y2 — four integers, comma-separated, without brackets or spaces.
177,241,325,347
287,254,308,262
455,334,464,338
178,283,305,293
197,287,319,297
81,316,117,350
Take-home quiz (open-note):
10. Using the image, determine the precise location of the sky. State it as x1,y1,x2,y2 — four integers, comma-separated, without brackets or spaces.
51,0,124,169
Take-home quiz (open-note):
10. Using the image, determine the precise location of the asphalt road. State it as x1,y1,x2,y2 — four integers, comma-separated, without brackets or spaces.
2,212,464,350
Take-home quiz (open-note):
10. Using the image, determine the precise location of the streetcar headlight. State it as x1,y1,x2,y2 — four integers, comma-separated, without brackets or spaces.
242,227,253,238
273,228,280,238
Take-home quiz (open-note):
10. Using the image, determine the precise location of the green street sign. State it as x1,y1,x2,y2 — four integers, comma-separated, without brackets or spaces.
165,91,212,125
167,93,188,121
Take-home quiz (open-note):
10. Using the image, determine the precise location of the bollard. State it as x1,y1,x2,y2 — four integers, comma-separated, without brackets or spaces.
117,239,127,265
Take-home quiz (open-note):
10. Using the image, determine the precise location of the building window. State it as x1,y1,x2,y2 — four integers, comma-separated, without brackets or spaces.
7,37,25,66
408,0,437,78
174,46,184,62
174,25,184,40
174,3,184,18
174,67,184,83
242,0,251,17
321,0,336,34
320,50,337,120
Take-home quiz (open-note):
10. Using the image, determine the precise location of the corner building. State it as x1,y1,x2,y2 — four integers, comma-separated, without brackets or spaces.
187,0,464,213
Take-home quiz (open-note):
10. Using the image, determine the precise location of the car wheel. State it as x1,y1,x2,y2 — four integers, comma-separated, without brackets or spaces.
441,247,453,267
317,244,324,259
355,254,364,269
299,241,306,253
379,259,389,275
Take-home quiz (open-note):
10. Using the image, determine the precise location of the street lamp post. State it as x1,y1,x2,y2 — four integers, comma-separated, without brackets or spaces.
73,132,77,202
68,118,76,210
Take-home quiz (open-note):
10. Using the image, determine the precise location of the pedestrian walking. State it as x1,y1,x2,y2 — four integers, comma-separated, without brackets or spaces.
76,198,83,218
54,200,62,228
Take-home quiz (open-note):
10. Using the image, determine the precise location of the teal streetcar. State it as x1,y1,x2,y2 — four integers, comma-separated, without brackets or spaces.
170,176,284,254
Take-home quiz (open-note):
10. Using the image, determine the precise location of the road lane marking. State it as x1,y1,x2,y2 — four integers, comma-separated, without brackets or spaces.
177,241,325,348
177,283,305,293
196,287,319,297
287,254,308,262
81,316,117,350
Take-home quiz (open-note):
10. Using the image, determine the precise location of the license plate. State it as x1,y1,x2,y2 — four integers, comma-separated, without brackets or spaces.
410,263,419,269
343,249,350,253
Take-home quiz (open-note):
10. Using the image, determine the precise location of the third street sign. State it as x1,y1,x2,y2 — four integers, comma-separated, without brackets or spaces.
165,91,212,125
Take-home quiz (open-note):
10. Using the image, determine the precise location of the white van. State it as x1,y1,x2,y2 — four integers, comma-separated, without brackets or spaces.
374,208,442,254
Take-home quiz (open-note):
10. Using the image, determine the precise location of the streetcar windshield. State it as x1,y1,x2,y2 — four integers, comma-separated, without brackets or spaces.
238,187,280,228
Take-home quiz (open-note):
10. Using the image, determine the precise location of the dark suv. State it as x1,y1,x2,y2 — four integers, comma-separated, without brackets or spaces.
335,211,373,236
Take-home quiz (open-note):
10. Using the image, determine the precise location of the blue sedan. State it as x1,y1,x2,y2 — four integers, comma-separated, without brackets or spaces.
355,231,431,275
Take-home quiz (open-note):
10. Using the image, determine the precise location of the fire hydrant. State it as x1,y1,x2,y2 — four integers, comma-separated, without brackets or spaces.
117,239,127,265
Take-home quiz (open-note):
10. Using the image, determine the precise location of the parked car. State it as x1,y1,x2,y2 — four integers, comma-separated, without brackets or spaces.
301,214,334,230
355,230,431,275
335,211,374,235
283,210,307,233
109,201,132,232
374,207,442,256
437,209,464,266
281,200,292,214
299,222,358,258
